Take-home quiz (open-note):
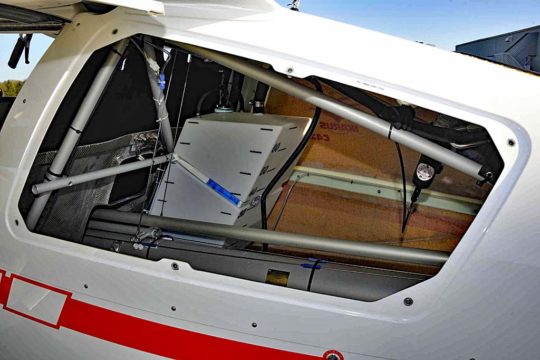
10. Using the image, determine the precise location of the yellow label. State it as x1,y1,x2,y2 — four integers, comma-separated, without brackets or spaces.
265,269,290,287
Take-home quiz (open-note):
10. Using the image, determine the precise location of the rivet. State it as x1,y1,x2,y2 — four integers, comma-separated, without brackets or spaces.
171,306,176,311
83,284,88,289
171,262,179,270
251,322,257,328
404,297,414,306
286,67,294,74
507,139,515,147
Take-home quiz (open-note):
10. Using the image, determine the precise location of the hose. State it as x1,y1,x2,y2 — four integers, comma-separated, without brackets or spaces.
196,89,219,116
320,78,490,145
260,77,323,234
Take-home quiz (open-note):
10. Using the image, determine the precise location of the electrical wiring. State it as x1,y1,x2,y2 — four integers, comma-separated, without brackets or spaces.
271,173,307,230
395,143,416,233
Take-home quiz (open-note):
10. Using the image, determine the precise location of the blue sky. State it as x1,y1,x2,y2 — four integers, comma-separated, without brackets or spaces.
2,0,540,81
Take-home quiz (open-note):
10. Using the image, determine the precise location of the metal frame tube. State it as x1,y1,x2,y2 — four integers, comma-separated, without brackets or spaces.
177,42,484,180
26,39,129,230
32,155,172,195
93,209,449,266
144,37,175,152
87,220,150,235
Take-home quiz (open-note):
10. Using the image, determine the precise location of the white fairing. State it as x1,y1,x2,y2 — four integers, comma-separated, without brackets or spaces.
0,1,538,359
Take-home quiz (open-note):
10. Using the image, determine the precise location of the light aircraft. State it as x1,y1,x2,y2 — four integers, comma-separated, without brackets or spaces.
0,1,537,359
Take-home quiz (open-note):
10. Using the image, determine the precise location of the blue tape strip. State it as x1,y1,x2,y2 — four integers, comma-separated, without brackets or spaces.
301,263,322,270
207,179,240,206
159,73,166,90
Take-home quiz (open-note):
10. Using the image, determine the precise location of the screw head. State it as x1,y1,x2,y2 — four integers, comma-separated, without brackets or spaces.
171,262,179,271
323,350,344,360
404,297,414,306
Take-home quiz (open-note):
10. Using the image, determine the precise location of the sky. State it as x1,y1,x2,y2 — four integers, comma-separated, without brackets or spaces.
2,0,540,81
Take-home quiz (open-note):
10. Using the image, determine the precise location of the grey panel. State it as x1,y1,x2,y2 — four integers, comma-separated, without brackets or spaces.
311,262,427,302
83,220,430,302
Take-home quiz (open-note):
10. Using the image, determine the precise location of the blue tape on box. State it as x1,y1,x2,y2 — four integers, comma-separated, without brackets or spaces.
207,179,240,206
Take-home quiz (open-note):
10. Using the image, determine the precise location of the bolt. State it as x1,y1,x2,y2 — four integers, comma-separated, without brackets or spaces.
171,306,176,311
251,322,258,328
171,262,179,271
404,297,414,306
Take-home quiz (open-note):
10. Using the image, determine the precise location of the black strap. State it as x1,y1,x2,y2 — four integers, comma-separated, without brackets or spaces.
307,259,323,292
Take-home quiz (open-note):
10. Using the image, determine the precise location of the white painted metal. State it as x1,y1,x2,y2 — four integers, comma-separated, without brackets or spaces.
176,112,308,203
0,2,536,360
149,112,308,227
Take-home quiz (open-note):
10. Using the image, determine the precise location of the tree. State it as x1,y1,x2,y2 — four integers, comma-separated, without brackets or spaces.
0,80,25,97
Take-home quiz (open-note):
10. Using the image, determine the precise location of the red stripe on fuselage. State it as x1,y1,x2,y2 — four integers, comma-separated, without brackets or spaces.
0,269,321,359
60,299,319,359
0,269,11,306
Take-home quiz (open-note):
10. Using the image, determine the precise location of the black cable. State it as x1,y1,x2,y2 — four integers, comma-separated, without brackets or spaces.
260,77,323,232
395,143,408,233
307,259,323,292
196,89,219,116
237,94,245,112
395,143,417,233
252,82,270,113
320,77,490,145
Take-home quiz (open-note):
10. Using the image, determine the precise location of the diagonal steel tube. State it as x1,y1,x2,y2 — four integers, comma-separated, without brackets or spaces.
93,209,449,267
177,42,485,180
31,155,173,195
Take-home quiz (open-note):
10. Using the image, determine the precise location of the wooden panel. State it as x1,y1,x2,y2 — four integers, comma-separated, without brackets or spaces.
266,182,471,274
265,81,492,199
264,81,484,270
